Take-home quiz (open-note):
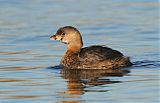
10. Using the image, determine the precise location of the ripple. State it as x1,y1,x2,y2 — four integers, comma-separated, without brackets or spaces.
85,90,109,92
124,78,159,83
0,50,31,55
133,60,160,68
0,78,27,82
0,66,44,71
3,95,46,99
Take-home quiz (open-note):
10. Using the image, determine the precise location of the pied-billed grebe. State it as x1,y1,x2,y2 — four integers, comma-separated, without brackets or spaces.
50,26,132,69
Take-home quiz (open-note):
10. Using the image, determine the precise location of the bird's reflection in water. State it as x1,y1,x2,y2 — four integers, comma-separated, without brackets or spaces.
60,68,130,102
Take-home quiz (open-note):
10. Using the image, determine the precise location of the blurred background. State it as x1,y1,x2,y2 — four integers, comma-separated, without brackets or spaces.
0,0,159,103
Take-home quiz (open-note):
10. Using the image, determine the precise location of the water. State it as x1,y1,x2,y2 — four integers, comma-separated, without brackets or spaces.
0,0,159,103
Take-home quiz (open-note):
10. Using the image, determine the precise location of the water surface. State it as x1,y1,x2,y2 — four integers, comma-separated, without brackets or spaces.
0,0,159,103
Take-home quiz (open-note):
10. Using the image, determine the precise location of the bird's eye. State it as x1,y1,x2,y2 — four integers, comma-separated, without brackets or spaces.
61,33,65,35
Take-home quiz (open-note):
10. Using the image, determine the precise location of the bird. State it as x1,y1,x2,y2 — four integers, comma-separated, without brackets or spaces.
50,26,132,69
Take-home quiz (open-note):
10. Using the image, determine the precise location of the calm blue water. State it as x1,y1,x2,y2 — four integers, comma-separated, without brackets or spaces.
0,0,159,103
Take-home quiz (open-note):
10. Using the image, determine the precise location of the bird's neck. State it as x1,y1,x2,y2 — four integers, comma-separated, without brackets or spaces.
66,43,82,54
